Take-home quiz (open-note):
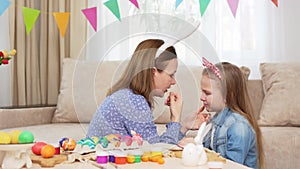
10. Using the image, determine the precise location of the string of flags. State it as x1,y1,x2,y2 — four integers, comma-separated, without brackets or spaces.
0,0,279,37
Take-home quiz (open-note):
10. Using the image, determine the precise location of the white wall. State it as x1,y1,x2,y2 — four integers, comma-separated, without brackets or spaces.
283,0,300,61
0,10,12,107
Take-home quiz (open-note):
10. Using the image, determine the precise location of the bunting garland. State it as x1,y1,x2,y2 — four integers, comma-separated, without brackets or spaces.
272,0,278,7
0,0,10,16
104,0,121,21
199,0,211,17
82,7,97,32
227,0,239,18
53,12,70,37
176,0,183,9
129,0,139,9
22,7,40,35
0,0,279,37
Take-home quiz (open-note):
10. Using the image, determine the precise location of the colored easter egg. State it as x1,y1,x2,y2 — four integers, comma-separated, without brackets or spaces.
9,130,22,144
32,142,47,155
18,131,34,144
0,132,11,144
99,137,109,148
91,136,99,144
59,137,68,147
62,138,76,151
121,135,132,146
41,144,55,158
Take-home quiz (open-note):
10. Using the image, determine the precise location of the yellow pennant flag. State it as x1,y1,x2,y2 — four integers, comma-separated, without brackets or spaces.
52,12,70,37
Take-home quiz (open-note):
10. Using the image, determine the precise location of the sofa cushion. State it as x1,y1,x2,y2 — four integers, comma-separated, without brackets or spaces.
258,63,300,126
260,127,300,169
52,59,126,123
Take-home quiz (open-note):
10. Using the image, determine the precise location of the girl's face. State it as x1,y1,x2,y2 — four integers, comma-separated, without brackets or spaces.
200,75,226,113
153,58,178,97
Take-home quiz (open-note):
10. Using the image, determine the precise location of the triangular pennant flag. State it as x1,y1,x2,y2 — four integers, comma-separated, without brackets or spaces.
199,0,211,16
104,0,121,21
129,0,139,9
176,0,183,9
82,7,97,32
53,12,70,37
22,7,40,35
272,0,278,7
227,0,239,17
0,0,11,16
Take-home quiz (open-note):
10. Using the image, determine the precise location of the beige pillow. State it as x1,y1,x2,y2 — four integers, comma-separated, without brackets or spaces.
258,63,300,126
52,58,126,123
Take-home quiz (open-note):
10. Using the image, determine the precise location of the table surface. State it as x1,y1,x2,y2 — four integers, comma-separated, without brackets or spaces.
31,157,251,169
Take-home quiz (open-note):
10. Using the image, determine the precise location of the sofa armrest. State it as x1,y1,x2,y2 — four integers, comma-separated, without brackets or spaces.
0,106,56,129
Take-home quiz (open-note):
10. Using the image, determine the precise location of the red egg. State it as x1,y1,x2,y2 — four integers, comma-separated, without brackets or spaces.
32,142,47,155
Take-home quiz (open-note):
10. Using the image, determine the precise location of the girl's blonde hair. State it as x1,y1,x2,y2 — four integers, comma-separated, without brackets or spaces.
203,62,264,169
107,39,177,107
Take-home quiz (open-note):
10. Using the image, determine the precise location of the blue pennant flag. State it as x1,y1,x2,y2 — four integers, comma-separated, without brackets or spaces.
0,0,11,16
176,0,183,9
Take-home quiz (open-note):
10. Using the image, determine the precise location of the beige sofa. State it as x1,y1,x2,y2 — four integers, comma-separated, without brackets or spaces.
1,59,299,169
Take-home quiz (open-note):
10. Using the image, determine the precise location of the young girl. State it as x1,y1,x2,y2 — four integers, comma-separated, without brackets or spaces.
87,39,199,144
181,59,264,169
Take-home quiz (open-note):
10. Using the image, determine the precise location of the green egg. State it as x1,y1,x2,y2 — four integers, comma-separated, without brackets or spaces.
18,131,34,143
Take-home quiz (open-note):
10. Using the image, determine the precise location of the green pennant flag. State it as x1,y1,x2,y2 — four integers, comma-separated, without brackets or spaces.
199,0,211,16
104,0,121,21
22,7,40,35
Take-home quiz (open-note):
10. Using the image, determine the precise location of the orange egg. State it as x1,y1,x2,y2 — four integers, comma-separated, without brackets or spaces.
141,155,149,162
41,144,55,158
157,158,165,164
150,155,159,162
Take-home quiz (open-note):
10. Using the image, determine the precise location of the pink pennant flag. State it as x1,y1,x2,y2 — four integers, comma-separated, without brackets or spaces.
129,0,139,9
227,0,239,17
272,0,278,7
82,7,97,32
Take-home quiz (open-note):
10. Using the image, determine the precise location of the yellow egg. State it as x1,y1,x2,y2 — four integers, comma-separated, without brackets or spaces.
0,132,11,144
9,130,22,144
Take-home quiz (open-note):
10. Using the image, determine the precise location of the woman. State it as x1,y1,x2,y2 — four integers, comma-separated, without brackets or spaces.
87,39,196,144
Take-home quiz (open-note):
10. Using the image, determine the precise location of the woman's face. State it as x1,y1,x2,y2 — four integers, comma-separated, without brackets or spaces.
200,75,226,113
153,58,178,97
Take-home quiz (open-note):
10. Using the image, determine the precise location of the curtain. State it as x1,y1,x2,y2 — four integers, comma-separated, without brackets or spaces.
86,0,299,79
9,0,87,106
200,0,292,79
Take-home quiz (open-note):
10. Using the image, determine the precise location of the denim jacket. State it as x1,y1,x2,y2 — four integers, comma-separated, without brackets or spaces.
202,107,258,169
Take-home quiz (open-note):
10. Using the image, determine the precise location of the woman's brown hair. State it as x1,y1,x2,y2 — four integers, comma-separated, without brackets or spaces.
203,62,264,169
107,39,177,107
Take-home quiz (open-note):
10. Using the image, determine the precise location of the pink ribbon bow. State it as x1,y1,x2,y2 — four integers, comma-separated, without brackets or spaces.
202,57,222,80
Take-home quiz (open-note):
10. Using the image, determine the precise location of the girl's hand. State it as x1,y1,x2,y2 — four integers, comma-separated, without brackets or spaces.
166,92,182,122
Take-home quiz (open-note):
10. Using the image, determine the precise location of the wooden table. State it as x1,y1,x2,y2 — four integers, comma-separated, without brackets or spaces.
33,157,251,169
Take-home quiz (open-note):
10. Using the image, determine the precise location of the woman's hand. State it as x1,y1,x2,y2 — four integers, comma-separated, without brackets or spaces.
181,106,211,132
165,92,182,122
